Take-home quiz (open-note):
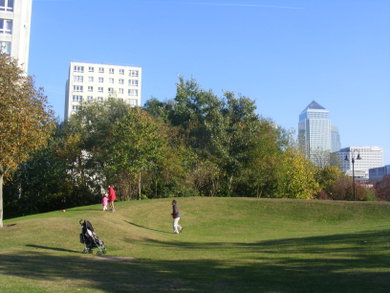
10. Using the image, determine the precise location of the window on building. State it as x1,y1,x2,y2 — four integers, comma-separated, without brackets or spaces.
0,41,11,55
128,89,138,96
88,76,94,82
128,99,138,106
108,87,114,93
119,79,124,84
88,86,93,92
0,19,12,34
119,69,124,75
98,77,104,83
99,67,104,73
72,95,83,102
98,87,103,93
109,68,114,74
74,75,84,83
109,78,114,84
88,66,94,72
129,70,139,77
128,79,139,86
87,96,93,101
73,85,83,92
0,0,14,12
98,96,104,102
73,66,84,73
118,88,124,94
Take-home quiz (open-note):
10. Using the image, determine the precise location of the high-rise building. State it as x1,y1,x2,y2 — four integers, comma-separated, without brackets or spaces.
298,101,332,165
65,62,142,119
0,0,32,73
331,126,341,152
338,146,383,180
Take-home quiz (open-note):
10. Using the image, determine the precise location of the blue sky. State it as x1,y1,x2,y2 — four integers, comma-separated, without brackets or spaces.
28,0,390,164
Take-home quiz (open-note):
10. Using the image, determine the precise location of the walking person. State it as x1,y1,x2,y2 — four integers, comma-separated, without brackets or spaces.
102,193,108,211
108,185,116,212
171,200,183,234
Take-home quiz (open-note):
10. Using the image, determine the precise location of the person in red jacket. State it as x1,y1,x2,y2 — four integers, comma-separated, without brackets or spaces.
108,185,116,212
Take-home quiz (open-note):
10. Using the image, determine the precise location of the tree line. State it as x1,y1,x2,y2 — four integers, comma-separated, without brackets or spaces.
1,55,389,223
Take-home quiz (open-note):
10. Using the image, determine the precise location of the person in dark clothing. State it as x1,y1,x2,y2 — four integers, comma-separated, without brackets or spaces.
171,200,183,234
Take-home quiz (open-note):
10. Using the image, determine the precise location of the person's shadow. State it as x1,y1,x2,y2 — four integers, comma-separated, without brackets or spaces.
26,244,80,254
125,221,171,234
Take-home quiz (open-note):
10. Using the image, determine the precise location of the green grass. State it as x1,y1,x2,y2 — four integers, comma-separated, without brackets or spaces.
1,197,390,292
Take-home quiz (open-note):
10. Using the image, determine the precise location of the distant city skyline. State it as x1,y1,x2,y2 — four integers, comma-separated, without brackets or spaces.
28,0,390,164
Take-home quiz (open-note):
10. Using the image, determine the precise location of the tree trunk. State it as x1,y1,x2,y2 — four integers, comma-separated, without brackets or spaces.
228,175,234,195
138,172,142,200
0,174,3,228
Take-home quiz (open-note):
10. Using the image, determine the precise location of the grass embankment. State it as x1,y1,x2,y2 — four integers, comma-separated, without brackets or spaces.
1,197,390,292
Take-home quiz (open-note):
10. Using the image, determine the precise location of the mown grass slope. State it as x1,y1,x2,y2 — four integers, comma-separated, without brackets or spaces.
1,197,390,292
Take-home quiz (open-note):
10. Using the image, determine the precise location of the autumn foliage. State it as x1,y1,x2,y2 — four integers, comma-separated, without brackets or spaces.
0,54,54,227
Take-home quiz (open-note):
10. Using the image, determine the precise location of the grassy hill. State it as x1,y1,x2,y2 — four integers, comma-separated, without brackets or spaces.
1,197,390,292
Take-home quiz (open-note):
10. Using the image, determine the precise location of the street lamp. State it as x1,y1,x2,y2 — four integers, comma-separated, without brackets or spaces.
344,152,361,201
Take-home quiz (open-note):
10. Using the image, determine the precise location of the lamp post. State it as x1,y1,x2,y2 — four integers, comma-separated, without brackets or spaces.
344,151,361,201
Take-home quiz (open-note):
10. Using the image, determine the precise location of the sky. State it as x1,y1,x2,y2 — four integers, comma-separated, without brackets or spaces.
28,0,390,164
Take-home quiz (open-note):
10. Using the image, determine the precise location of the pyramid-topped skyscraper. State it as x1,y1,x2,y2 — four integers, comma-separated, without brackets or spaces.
298,101,333,165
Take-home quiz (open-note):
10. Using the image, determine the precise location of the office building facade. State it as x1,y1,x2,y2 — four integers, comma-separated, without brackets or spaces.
0,0,32,72
369,165,390,182
65,62,142,119
298,101,332,165
339,146,383,180
331,126,341,152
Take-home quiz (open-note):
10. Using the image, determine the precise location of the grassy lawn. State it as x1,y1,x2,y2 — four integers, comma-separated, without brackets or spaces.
1,197,390,292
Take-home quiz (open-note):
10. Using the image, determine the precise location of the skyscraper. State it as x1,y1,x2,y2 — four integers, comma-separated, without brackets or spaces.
0,0,32,73
65,62,142,119
331,126,341,152
298,101,332,165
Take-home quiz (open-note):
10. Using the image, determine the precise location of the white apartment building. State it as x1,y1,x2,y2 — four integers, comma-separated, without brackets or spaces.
338,146,384,180
0,0,32,73
65,62,142,119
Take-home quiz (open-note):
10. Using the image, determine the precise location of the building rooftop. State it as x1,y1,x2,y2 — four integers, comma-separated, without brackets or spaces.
304,100,326,111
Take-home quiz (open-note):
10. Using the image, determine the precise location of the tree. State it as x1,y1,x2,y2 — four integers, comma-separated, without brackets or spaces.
315,166,343,198
105,107,168,199
276,148,320,199
59,99,133,198
0,54,54,227
374,175,390,201
238,120,285,198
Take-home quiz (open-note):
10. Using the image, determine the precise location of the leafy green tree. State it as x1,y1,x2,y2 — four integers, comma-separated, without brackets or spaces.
0,54,54,227
238,120,286,198
106,108,168,199
3,127,83,219
61,99,132,197
276,148,320,199
315,166,343,198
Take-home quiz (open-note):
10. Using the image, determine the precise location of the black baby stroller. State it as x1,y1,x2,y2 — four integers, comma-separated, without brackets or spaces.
79,219,107,255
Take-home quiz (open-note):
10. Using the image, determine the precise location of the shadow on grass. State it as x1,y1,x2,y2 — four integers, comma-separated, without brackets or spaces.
1,229,389,292
125,220,172,234
26,244,80,254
